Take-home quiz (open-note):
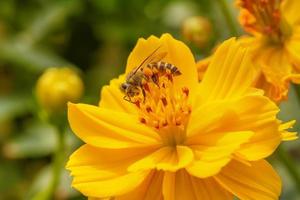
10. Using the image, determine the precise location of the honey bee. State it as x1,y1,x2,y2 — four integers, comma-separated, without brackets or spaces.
120,46,181,103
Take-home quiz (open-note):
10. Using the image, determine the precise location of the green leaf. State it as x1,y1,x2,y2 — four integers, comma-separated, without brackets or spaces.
3,121,58,158
0,95,32,121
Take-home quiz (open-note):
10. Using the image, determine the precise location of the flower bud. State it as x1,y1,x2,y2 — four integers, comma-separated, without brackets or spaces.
182,16,212,48
36,67,84,113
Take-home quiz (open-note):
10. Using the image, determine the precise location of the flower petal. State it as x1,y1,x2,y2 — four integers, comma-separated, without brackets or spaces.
126,34,198,92
66,145,154,198
162,170,233,200
215,159,281,200
197,38,258,104
280,120,298,141
128,146,194,172
99,75,137,114
188,94,281,161
117,170,164,200
282,0,300,26
255,44,293,101
68,103,160,148
88,197,111,200
231,96,281,160
186,131,253,178
196,56,211,81
286,26,300,72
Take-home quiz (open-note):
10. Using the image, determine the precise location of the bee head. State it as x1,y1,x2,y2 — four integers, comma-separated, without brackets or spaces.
120,83,129,93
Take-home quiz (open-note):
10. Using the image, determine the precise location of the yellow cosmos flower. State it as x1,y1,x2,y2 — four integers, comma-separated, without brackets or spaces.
237,0,300,102
66,34,296,200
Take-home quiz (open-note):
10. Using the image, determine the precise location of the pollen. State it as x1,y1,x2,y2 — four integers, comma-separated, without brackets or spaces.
239,0,291,43
143,67,153,77
134,69,191,136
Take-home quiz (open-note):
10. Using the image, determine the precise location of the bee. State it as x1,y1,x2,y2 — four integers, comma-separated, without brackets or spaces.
120,46,181,103
144,61,181,84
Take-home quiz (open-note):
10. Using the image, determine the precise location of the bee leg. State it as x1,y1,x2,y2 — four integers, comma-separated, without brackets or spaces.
142,89,146,103
123,95,133,103
123,95,129,102
151,74,160,88
142,74,150,82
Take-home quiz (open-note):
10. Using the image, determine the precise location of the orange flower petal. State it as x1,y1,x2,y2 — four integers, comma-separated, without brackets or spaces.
66,145,154,198
163,170,233,200
215,159,281,200
125,34,198,92
68,103,160,148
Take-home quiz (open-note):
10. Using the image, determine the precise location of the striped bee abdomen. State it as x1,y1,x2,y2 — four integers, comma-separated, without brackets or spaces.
147,62,182,76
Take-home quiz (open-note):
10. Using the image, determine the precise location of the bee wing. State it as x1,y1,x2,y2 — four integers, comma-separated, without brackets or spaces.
147,52,167,64
130,46,164,77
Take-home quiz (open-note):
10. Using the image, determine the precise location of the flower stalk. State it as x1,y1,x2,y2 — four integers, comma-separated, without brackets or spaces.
48,117,66,200
277,146,300,191
216,0,239,36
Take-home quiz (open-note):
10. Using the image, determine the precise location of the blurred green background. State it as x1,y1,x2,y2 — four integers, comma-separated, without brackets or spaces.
0,0,299,199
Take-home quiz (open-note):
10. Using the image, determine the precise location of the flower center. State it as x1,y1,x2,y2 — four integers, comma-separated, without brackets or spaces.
126,65,192,146
239,0,292,43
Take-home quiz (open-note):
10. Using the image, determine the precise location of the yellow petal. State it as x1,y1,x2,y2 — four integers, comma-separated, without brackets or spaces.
286,26,300,71
125,33,198,92
186,131,253,178
117,170,164,200
128,146,194,172
188,94,281,161
196,56,211,81
250,29,300,101
68,103,160,148
282,0,300,26
66,145,154,198
280,120,298,141
89,197,111,200
255,44,293,101
187,100,239,137
258,46,291,79
99,75,137,114
228,95,281,160
162,170,233,200
215,159,281,200
197,38,257,104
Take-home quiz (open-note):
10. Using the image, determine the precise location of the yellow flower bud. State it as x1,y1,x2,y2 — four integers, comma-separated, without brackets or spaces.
182,16,212,48
36,67,84,113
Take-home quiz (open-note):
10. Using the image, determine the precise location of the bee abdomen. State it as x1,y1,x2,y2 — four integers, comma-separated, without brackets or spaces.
147,62,181,76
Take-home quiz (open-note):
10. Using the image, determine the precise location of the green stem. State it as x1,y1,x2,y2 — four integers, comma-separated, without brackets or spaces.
293,84,300,101
31,119,66,200
48,124,65,199
277,146,300,191
216,0,239,36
